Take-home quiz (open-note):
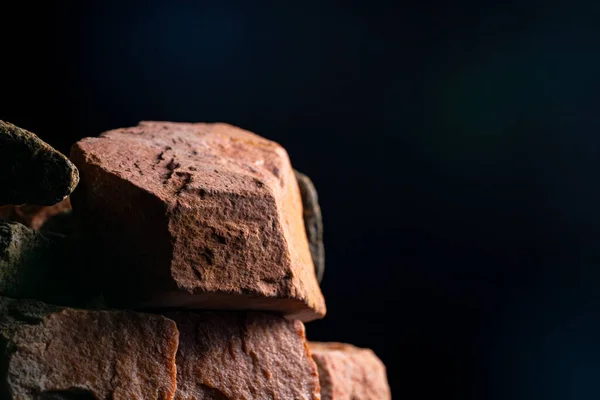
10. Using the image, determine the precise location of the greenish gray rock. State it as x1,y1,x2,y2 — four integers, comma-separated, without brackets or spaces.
294,170,325,283
0,220,91,306
0,120,79,206
0,295,59,346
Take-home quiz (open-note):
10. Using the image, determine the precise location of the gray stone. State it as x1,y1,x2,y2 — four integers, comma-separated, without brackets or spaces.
295,170,325,283
0,120,79,206
0,220,92,306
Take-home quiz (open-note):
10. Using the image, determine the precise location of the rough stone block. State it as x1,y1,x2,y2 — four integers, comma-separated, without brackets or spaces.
70,121,325,321
169,311,321,400
0,297,179,399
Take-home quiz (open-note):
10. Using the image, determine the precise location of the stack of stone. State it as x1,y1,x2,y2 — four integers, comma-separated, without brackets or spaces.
0,120,391,399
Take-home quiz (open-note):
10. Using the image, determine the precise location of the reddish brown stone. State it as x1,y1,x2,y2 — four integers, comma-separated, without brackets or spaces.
309,342,391,400
168,311,320,400
70,121,325,322
0,296,179,399
0,197,72,231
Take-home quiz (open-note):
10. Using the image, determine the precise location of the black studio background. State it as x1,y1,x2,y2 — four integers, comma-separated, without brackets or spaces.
3,1,600,398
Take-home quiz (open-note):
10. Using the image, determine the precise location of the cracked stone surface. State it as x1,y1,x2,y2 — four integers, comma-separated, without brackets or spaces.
309,342,391,400
0,197,73,234
0,121,79,206
0,296,179,399
294,170,325,284
168,311,320,400
70,121,325,322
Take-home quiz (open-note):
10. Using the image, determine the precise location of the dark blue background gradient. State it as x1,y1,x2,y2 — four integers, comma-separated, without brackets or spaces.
2,1,600,398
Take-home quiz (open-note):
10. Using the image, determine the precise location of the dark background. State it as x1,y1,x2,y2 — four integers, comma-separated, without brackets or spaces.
2,1,600,398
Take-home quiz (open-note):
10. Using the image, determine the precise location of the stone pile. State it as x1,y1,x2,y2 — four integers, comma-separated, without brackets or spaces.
0,120,390,399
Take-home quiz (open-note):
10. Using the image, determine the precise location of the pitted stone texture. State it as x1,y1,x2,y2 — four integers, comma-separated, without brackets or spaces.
0,121,79,206
294,170,325,284
169,311,320,400
70,121,325,321
0,296,179,400
309,342,391,400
